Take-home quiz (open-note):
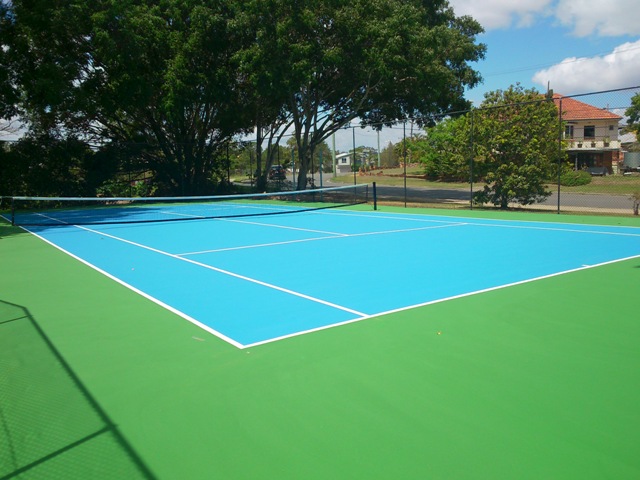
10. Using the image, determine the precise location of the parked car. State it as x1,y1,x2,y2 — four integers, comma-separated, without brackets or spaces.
268,165,287,180
587,166,608,176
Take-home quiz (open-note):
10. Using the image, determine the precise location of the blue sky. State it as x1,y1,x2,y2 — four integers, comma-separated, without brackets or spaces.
336,0,640,151
456,0,640,104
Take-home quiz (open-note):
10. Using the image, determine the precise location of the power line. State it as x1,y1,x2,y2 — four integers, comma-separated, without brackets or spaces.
483,43,640,78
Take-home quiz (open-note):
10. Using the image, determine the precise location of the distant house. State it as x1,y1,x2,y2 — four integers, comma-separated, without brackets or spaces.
334,148,377,174
619,130,637,151
553,94,622,173
619,131,639,172
335,152,353,174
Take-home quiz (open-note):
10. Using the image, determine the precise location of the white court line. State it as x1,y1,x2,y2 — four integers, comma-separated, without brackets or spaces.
466,222,640,237
178,235,341,255
241,252,640,349
346,222,468,238
221,217,349,236
158,210,205,219
317,208,640,236
175,215,351,256
24,210,640,349
223,215,466,236
69,224,367,318
19,225,245,349
159,203,299,219
177,222,467,256
315,209,466,224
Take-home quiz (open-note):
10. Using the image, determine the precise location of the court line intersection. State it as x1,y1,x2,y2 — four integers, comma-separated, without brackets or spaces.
13,209,640,348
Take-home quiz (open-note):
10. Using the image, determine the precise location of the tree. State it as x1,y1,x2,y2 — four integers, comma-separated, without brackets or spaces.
625,92,640,138
380,141,400,168
0,1,20,135
0,133,98,197
286,136,331,175
231,0,296,191
5,0,485,194
247,0,485,189
414,115,471,181
5,0,254,195
471,85,561,209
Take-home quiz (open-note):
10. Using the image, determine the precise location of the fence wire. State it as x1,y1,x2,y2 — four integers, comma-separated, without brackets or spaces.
328,86,640,217
2,86,639,216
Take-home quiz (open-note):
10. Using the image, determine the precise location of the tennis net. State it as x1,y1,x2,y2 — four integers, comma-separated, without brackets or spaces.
5,184,372,226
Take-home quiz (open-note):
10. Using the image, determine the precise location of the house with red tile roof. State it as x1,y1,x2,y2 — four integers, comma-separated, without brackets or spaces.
553,94,622,174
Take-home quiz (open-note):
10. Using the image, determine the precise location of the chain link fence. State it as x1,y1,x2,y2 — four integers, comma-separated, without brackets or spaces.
328,86,640,217
2,86,639,216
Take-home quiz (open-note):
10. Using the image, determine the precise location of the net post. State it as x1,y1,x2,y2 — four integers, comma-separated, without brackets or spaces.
372,182,377,210
11,197,15,226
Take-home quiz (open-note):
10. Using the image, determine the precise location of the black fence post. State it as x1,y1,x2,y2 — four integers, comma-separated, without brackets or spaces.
373,182,377,210
403,122,407,208
557,97,563,214
352,127,357,186
469,109,474,210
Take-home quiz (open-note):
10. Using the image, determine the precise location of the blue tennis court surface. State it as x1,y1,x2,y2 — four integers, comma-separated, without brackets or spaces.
19,209,640,348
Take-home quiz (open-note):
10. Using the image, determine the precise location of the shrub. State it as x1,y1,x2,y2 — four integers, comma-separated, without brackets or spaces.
559,169,592,186
96,179,154,197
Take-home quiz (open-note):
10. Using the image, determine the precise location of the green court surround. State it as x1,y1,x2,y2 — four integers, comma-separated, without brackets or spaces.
2,207,639,479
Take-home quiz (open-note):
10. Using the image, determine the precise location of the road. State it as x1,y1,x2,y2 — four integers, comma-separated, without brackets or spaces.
312,175,636,214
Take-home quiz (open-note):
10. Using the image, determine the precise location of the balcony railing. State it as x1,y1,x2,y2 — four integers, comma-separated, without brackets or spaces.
568,140,619,149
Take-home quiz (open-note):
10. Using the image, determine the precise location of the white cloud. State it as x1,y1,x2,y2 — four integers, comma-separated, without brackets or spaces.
450,0,554,30
532,40,640,93
554,0,640,37
451,0,640,36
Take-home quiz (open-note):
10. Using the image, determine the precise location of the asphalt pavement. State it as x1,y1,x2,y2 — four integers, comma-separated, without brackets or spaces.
310,174,636,214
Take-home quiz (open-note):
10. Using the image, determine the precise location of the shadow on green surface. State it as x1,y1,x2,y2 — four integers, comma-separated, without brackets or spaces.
0,221,29,240
0,300,156,480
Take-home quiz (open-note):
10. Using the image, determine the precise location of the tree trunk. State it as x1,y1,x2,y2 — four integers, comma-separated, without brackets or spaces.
295,146,311,190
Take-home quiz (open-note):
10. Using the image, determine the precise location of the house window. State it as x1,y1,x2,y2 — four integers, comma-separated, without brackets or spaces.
584,125,595,139
565,125,574,138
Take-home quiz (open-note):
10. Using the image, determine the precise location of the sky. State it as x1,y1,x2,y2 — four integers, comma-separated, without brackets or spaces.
454,0,640,103
3,0,639,151
336,0,640,151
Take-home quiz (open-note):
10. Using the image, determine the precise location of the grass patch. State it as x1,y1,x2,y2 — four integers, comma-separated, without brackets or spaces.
557,175,640,195
332,173,477,190
333,170,640,196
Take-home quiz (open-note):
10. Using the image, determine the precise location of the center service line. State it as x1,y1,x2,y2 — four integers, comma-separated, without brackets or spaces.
73,224,368,317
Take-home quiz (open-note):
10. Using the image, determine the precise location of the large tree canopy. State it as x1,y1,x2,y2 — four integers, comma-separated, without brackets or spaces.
0,1,19,129
5,0,254,194
3,0,485,194
246,0,485,189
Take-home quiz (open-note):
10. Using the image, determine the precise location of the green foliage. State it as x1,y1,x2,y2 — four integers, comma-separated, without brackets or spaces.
380,142,400,168
6,0,252,195
415,115,471,181
559,168,592,187
0,135,102,197
96,180,154,198
0,2,19,121
4,0,485,194
471,85,560,208
473,163,551,209
625,93,640,138
245,0,485,189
